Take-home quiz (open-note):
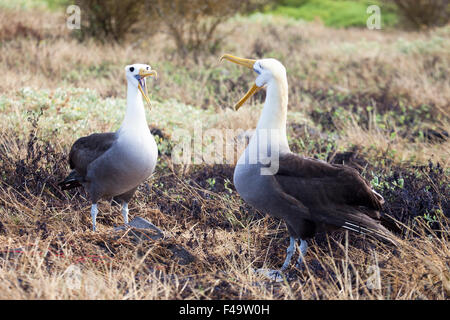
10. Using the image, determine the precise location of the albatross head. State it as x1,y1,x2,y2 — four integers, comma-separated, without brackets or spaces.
125,63,157,105
220,54,286,110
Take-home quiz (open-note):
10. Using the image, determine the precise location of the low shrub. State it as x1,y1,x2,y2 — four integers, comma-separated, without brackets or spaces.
72,0,149,42
391,0,449,29
146,0,274,60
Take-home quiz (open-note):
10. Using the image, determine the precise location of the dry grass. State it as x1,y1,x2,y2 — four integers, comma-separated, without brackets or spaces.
0,195,448,299
0,7,449,299
337,116,450,167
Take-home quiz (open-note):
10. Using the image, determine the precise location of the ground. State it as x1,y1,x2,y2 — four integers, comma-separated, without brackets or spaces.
0,4,449,299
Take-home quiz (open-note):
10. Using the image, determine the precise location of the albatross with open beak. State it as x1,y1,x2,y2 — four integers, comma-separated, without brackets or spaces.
59,64,160,232
220,54,397,278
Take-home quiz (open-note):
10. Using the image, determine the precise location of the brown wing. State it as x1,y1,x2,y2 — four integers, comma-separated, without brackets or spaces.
276,154,383,210
69,132,117,177
273,153,385,227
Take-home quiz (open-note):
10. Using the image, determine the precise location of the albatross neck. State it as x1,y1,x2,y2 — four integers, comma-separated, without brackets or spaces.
120,82,149,133
251,75,290,154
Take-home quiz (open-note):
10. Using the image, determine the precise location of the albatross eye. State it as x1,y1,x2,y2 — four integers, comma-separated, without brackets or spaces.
129,67,135,72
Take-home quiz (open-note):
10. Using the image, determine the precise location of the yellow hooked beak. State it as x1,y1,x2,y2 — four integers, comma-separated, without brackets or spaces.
220,54,262,110
137,69,157,106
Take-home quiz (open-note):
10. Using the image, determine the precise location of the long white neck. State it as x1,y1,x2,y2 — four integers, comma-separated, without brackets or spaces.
119,81,148,134
248,75,290,156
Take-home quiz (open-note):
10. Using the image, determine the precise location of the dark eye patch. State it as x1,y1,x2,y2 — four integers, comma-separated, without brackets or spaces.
129,67,135,72
254,63,263,75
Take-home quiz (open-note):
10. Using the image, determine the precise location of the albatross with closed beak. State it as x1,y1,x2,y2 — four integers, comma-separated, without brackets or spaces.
220,54,397,278
59,64,160,232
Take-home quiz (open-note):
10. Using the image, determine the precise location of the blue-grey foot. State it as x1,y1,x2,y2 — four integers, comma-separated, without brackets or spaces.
254,268,285,282
295,239,308,268
91,203,98,231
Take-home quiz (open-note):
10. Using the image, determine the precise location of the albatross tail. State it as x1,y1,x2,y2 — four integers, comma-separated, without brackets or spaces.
328,206,399,247
342,214,398,246
58,170,82,190
342,220,398,246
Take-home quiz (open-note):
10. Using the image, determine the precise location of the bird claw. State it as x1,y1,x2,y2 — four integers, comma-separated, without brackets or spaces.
253,268,286,282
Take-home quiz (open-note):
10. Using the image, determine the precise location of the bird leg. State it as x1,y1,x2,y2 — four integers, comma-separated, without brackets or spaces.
295,239,308,268
281,236,296,271
254,236,296,282
121,202,129,225
91,203,98,231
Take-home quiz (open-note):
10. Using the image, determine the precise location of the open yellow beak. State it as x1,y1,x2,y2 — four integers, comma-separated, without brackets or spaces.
137,69,157,106
220,54,262,110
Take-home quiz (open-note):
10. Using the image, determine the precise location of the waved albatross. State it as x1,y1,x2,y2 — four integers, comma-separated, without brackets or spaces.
59,64,159,231
220,54,397,277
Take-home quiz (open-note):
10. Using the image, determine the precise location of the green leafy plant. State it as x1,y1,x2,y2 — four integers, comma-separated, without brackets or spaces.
271,0,398,28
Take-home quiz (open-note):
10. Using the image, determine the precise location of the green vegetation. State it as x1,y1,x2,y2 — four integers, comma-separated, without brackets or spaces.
0,0,66,10
269,0,398,28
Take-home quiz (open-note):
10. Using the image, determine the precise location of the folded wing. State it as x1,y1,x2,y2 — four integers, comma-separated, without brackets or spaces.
59,132,117,190
272,153,394,242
